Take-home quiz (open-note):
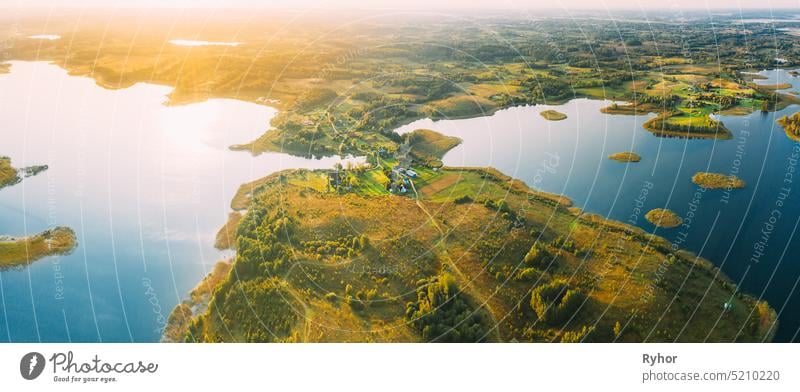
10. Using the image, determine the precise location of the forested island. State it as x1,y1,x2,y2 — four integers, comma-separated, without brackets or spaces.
608,152,641,162
692,172,746,189
645,208,683,229
778,112,800,142
540,110,567,121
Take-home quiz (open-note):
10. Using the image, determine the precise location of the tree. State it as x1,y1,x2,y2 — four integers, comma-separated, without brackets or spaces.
530,279,585,325
524,242,552,269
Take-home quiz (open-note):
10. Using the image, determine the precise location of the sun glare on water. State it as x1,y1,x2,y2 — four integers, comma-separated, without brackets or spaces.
158,103,221,155
29,34,61,40
169,39,242,47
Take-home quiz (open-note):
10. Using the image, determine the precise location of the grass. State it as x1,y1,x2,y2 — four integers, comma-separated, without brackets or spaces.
692,172,746,189
168,167,776,342
540,109,568,121
0,227,78,268
608,152,641,162
645,208,683,229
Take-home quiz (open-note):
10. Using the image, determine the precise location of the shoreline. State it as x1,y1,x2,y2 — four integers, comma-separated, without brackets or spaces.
0,59,786,342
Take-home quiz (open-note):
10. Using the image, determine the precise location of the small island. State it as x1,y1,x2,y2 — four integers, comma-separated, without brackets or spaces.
1,156,49,190
608,151,641,162
540,109,567,121
645,208,683,228
691,172,746,189
0,227,78,269
643,111,732,140
759,83,793,90
777,111,800,142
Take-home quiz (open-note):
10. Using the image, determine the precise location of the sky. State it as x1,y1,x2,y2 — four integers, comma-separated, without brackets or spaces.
1,0,798,10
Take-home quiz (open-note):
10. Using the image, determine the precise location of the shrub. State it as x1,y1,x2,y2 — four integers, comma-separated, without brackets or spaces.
530,279,585,325
524,242,553,269
454,195,473,204
405,274,490,342
514,268,539,281
561,325,595,343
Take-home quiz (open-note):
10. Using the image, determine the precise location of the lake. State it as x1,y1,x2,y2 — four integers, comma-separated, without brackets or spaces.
0,61,358,342
2,61,799,342
396,90,800,341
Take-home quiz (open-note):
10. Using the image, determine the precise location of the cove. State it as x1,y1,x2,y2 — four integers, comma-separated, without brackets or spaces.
0,61,358,342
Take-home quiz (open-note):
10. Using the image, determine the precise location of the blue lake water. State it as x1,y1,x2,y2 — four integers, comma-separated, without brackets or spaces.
0,62,358,342
2,61,800,342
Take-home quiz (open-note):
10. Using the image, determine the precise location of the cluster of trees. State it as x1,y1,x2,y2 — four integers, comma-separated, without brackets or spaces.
348,96,412,134
185,279,299,342
697,93,738,109
483,198,523,226
561,325,596,343
344,283,379,311
778,112,800,137
293,87,339,112
637,93,681,108
551,235,577,253
523,242,553,269
530,279,585,325
521,76,572,101
387,75,460,101
405,274,490,342
302,234,369,259
232,205,296,279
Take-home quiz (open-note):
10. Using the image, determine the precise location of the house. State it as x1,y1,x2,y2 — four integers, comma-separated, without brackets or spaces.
405,169,418,178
